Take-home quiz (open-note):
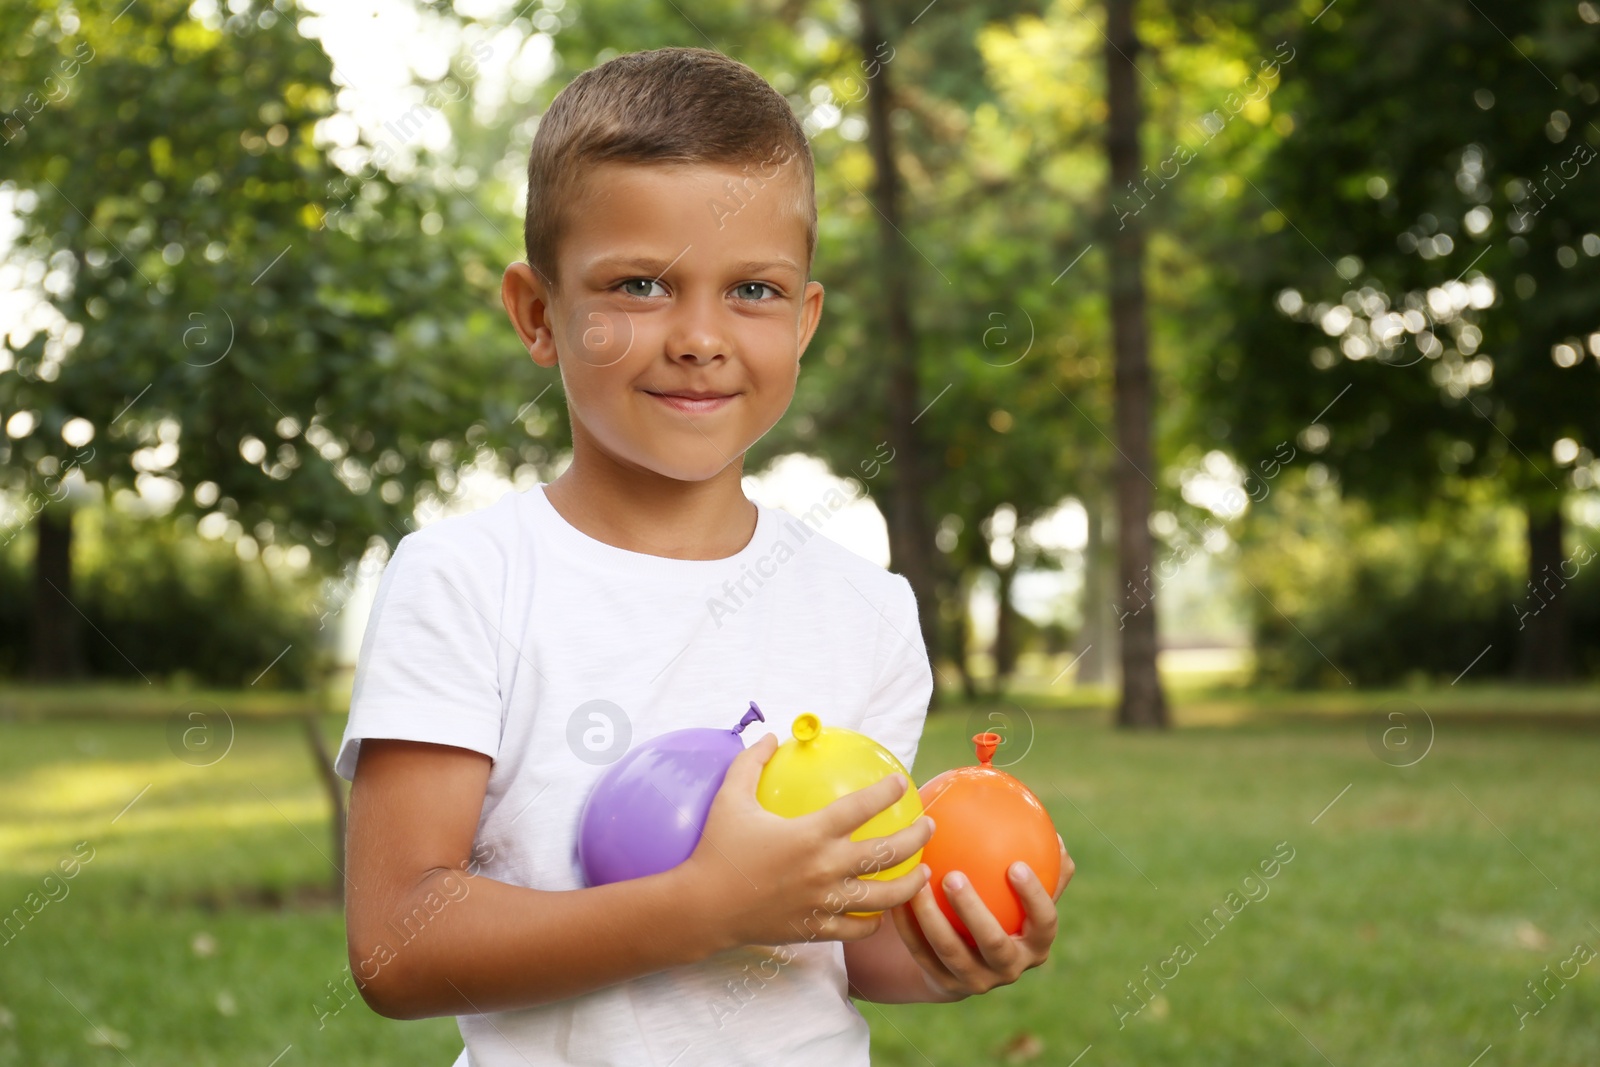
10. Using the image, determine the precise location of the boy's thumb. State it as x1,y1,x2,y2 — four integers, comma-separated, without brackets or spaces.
722,733,778,794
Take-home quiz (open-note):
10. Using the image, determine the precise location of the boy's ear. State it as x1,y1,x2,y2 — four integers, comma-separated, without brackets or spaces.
795,279,825,361
501,262,558,368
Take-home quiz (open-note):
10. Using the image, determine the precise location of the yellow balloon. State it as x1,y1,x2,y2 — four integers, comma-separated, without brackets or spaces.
756,713,925,897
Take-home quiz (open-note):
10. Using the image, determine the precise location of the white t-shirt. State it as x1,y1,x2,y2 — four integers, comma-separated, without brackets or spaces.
337,482,933,1067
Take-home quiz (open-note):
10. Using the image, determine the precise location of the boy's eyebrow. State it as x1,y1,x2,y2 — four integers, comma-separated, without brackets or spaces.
584,254,803,278
729,258,803,277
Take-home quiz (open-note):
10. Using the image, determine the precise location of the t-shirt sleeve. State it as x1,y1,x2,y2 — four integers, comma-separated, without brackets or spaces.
334,528,506,781
858,573,934,776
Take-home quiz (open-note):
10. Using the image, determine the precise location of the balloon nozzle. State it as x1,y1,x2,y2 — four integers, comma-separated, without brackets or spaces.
973,732,1001,766
735,701,766,734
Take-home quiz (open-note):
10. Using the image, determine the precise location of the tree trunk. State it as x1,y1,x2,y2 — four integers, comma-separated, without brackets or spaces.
1075,491,1118,687
1516,504,1571,681
30,506,85,681
993,561,1017,695
859,0,942,686
303,714,348,902
1104,0,1169,728
951,567,980,701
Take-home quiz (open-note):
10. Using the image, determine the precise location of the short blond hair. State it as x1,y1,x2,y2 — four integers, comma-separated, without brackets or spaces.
523,46,817,290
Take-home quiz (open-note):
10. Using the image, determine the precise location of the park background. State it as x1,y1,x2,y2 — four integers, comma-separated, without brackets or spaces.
2,0,1598,1063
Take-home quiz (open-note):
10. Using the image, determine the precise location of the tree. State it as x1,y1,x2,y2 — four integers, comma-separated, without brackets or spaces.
0,0,541,680
747,0,1111,701
1103,0,1170,726
1202,0,1600,680
855,0,944,675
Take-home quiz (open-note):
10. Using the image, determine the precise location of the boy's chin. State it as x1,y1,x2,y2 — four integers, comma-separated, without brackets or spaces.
645,456,744,484
608,442,744,484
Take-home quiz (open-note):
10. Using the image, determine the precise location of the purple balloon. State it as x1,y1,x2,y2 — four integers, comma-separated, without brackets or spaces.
578,701,766,887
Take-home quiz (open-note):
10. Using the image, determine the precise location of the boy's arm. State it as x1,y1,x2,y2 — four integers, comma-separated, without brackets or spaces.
843,902,969,1004
346,735,934,1019
345,738,733,1019
844,838,1073,1004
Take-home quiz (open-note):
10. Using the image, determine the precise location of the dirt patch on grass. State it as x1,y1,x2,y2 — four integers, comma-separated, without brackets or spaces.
150,881,344,912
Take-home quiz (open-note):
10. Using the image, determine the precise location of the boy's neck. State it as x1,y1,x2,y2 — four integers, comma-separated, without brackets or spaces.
541,457,758,562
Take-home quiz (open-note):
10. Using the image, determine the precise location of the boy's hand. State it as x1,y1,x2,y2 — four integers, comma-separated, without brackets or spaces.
680,732,936,951
889,835,1074,999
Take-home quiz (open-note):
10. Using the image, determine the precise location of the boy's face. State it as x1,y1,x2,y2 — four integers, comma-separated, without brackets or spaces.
501,160,824,484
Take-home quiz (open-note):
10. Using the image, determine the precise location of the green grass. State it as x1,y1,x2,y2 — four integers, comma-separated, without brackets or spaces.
0,674,352,720
0,714,462,1064
1,694,1597,1065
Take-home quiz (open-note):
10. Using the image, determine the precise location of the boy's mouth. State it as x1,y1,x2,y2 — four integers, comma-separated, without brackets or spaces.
643,388,739,416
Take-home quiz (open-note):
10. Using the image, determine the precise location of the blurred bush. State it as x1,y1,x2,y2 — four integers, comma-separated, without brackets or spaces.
0,506,324,688
1240,474,1600,687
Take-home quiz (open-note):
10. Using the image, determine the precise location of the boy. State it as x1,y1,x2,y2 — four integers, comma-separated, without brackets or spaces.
338,46,1072,1066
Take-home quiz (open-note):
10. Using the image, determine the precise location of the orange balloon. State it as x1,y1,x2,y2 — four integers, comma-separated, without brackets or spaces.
917,732,1061,944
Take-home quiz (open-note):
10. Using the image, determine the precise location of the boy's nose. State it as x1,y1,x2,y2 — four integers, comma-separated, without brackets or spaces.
665,302,729,364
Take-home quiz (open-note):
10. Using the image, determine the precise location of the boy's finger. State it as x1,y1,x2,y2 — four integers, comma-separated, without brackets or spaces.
780,906,879,944
847,815,934,880
825,910,885,943
1009,861,1061,950
783,887,893,943
941,872,1014,968
891,895,956,986
718,733,779,798
1053,837,1075,900
847,858,931,914
907,873,979,972
816,771,910,836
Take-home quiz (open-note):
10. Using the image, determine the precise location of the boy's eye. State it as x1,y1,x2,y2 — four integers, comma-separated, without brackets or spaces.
619,278,665,298
734,282,778,301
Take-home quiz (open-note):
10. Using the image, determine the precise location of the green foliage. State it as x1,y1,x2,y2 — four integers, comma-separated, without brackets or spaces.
1240,474,1600,686
0,0,545,573
0,505,322,686
1199,0,1600,514
741,0,1119,607
13,0,1593,687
